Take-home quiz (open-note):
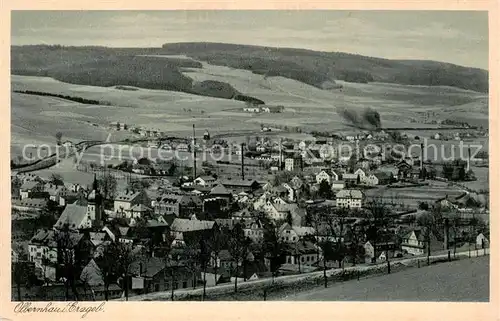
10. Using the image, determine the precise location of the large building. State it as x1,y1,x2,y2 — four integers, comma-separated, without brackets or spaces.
335,189,364,208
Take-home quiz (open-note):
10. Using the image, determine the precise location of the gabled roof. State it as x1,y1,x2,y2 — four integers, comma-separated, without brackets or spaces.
20,181,41,190
342,173,358,180
30,229,83,248
129,204,152,212
336,189,364,199
373,171,392,180
220,179,259,188
129,256,166,278
232,207,254,218
89,232,106,247
210,184,231,195
195,175,216,181
170,218,215,232
12,198,48,208
54,204,89,229
115,191,141,202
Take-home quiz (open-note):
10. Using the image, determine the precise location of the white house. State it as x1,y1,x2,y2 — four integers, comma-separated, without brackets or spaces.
353,168,367,183
193,175,217,188
401,230,426,255
316,170,338,185
114,191,142,216
279,223,315,243
476,233,489,248
331,180,345,190
282,183,295,202
335,189,364,209
364,174,379,186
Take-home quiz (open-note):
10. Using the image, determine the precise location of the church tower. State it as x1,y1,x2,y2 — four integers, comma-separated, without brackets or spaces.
88,173,103,228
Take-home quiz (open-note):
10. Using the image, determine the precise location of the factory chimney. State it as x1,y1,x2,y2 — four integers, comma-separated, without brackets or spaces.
467,146,471,172
279,138,283,170
192,124,197,180
241,143,245,180
420,143,424,170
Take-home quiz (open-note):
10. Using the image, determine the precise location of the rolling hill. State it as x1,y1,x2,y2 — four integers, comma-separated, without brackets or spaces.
12,43,488,100
160,42,489,93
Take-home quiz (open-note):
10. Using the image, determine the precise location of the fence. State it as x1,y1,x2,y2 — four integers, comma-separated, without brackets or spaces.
119,248,488,302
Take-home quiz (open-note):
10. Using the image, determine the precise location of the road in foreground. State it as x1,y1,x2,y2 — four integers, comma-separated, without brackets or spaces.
279,256,489,302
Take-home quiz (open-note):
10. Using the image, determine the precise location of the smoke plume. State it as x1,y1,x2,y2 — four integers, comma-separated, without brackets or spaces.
336,106,381,129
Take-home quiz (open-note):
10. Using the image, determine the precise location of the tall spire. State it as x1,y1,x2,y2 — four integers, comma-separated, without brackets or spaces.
93,173,98,191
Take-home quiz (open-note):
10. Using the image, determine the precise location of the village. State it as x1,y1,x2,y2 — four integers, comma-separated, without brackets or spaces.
10,123,490,301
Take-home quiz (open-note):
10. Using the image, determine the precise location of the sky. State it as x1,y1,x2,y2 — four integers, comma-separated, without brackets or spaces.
11,10,488,69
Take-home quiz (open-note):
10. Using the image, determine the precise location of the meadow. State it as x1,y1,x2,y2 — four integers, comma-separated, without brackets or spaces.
11,53,488,166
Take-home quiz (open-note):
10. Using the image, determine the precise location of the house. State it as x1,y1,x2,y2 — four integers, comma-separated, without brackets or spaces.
364,239,399,263
126,204,152,219
244,219,265,242
283,241,322,266
29,229,88,281
378,165,399,180
290,176,304,190
129,256,194,294
373,171,393,185
79,259,123,300
210,249,234,269
401,228,442,256
20,181,43,200
282,183,295,202
342,173,359,186
11,198,48,212
279,223,315,243
244,106,261,113
265,203,304,225
353,168,367,183
261,105,284,113
285,156,302,172
330,180,345,191
193,175,217,188
335,189,364,209
44,184,69,206
170,218,216,247
155,194,203,218
476,233,489,249
114,191,144,215
231,207,255,223
316,170,338,185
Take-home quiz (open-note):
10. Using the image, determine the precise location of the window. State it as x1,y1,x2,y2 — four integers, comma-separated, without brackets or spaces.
155,284,160,292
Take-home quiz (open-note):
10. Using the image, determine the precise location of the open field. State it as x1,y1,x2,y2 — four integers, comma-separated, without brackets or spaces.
11,57,488,164
280,255,489,301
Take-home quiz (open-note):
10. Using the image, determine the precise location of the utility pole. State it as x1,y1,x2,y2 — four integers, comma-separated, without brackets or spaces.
193,124,197,180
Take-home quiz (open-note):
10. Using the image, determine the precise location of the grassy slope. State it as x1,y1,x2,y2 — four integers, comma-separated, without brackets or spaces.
280,255,489,301
11,45,257,102
160,42,489,93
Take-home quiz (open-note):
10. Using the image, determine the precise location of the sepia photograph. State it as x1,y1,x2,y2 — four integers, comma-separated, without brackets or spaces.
9,10,490,303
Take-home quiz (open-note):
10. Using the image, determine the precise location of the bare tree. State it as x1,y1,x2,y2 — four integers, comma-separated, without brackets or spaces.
366,199,392,273
55,226,81,300
113,242,138,301
55,132,63,145
228,223,251,292
97,173,117,203
208,226,228,289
